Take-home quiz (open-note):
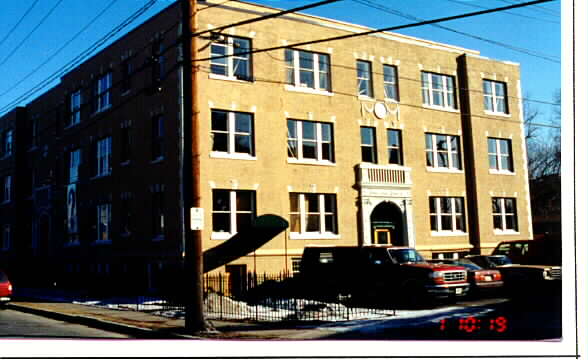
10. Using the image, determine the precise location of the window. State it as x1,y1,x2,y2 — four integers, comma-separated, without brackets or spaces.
1,129,13,157
211,110,254,156
289,193,338,237
425,133,462,170
68,149,81,183
383,65,399,101
152,185,164,239
429,197,466,233
211,36,252,81
492,198,518,232
1,225,10,251
152,115,165,160
483,80,508,114
1,175,11,203
94,72,112,113
121,122,131,163
151,40,166,84
488,138,513,172
421,72,457,109
387,129,403,165
69,90,81,126
360,127,377,163
291,257,302,274
356,60,373,97
285,49,331,91
121,60,132,93
96,137,112,177
31,117,38,148
212,189,256,236
287,120,334,163
96,203,112,243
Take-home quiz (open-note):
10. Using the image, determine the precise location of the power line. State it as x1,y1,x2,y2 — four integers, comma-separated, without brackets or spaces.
0,0,121,99
0,0,41,49
0,0,158,115
352,0,559,63
195,0,555,63
0,0,65,68
497,0,559,17
442,0,558,24
192,0,344,38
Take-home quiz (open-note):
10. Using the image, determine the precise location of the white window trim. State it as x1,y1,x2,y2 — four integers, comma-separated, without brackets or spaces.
421,72,457,110
492,197,519,233
210,36,251,81
383,64,399,101
96,137,112,177
289,193,338,238
211,111,254,157
94,72,112,114
211,190,255,239
284,85,334,97
425,133,462,171
70,90,81,126
430,197,467,235
69,149,81,184
1,129,13,158
286,49,331,92
483,80,508,115
356,60,373,98
287,120,334,164
488,138,514,174
2,175,11,204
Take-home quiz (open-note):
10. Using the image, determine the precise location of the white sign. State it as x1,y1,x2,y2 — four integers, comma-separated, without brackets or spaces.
190,207,204,230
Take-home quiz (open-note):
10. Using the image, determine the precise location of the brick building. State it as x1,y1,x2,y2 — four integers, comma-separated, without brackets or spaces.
0,0,532,291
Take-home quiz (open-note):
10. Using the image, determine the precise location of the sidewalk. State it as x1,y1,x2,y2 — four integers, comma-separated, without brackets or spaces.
6,289,341,340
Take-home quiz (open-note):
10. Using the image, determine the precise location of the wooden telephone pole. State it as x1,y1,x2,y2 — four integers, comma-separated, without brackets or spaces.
182,0,206,332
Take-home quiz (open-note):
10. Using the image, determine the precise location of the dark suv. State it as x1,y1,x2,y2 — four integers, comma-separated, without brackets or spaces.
300,246,469,304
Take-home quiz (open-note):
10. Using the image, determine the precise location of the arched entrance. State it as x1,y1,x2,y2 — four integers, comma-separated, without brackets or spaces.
370,201,405,246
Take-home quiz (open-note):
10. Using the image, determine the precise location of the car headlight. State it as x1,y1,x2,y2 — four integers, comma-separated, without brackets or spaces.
543,269,553,280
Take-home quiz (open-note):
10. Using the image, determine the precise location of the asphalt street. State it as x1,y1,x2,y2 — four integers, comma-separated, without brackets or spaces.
0,308,131,339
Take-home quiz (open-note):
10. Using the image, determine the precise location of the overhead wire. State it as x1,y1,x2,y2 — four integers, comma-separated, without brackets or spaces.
194,0,556,63
351,0,559,63
442,0,558,24
0,0,121,99
497,0,560,17
0,0,41,49
0,0,65,68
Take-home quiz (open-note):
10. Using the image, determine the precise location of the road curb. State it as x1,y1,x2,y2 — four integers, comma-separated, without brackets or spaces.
5,303,196,339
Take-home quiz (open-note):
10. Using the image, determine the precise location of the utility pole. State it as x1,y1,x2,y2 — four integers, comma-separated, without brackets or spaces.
182,0,206,332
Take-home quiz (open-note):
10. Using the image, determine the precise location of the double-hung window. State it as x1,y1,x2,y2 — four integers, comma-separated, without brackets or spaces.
212,189,256,237
383,64,399,101
1,129,13,157
211,36,252,81
211,110,254,157
152,115,165,161
151,185,164,239
492,198,518,232
70,90,81,126
360,127,377,163
120,122,132,163
425,133,462,170
421,72,457,109
387,129,403,165
96,137,112,177
289,193,338,237
69,149,81,183
488,138,513,173
430,197,466,233
356,60,373,97
94,72,112,113
285,49,331,92
287,119,334,163
483,80,508,114
1,175,11,203
96,203,112,243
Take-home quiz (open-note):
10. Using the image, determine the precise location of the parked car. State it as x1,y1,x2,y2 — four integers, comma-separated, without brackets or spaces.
465,254,513,269
430,259,503,295
489,238,562,296
300,246,469,306
0,269,13,305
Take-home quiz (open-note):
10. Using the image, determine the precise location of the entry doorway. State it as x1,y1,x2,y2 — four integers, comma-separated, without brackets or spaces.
370,201,404,246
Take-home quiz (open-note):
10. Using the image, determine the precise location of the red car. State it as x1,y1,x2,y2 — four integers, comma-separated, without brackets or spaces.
431,259,503,295
0,269,12,305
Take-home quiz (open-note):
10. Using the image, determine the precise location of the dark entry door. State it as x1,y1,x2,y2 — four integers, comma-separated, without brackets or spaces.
370,202,404,246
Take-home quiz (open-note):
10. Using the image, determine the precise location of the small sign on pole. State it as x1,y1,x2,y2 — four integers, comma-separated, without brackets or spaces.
190,207,204,230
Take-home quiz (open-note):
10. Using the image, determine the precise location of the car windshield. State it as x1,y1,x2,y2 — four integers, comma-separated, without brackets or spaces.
457,262,482,271
387,249,425,264
489,255,512,266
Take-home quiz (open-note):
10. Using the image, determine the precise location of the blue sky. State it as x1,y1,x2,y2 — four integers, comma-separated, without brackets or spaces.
0,0,560,128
